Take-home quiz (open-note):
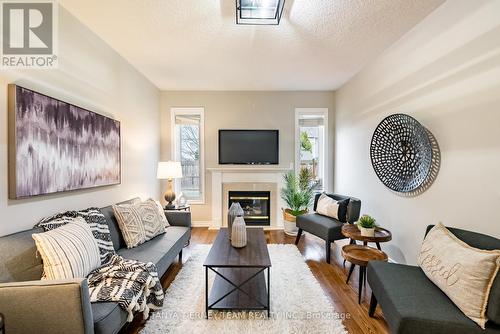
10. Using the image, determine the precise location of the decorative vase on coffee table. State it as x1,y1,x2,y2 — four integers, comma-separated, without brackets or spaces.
231,216,247,248
228,202,244,240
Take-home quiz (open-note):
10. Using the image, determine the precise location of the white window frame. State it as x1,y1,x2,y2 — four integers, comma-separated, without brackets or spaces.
170,107,205,205
294,108,329,191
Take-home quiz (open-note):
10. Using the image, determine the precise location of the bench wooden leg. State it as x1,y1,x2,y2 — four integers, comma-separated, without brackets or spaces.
294,228,303,245
179,249,183,263
325,241,331,264
369,292,378,317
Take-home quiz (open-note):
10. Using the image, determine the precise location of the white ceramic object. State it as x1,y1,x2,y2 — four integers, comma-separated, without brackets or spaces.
228,203,244,240
283,220,298,236
360,227,375,237
231,216,247,248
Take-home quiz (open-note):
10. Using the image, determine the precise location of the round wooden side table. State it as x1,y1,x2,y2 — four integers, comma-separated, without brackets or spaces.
341,224,392,250
341,244,388,304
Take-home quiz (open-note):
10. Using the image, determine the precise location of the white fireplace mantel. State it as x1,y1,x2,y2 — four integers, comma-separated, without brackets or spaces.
206,166,291,173
208,166,291,229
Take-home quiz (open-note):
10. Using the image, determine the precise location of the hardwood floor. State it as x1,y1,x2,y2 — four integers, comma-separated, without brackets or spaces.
121,227,390,334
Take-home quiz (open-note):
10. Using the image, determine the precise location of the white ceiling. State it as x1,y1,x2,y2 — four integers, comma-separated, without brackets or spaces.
59,0,445,91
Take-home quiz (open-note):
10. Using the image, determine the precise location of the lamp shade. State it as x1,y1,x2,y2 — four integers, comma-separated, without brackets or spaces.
157,161,183,179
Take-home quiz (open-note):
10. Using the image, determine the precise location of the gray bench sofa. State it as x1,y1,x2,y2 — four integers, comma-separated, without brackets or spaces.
295,193,361,263
368,225,500,334
0,198,191,334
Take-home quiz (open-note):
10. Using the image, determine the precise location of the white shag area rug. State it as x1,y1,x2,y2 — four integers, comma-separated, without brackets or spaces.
141,244,348,334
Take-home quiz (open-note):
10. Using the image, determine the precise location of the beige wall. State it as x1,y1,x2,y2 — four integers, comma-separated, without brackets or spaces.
334,0,500,264
160,91,335,223
0,7,160,236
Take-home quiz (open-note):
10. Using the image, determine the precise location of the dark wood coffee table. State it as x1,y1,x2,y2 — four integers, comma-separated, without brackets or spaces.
203,228,271,318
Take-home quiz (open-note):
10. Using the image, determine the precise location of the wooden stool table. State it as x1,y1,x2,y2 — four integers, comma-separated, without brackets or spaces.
341,244,388,304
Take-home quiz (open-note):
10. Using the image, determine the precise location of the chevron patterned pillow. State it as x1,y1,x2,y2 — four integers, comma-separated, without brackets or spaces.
113,199,169,248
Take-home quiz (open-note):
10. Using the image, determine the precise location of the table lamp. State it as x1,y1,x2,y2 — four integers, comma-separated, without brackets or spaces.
157,161,183,209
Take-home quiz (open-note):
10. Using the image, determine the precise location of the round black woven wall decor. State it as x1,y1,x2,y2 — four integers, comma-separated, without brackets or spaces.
370,114,433,193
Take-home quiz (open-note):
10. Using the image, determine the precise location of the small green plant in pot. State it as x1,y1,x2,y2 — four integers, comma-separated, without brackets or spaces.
357,215,377,237
281,167,320,236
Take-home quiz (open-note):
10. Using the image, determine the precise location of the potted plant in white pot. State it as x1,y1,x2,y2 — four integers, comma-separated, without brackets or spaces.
357,215,377,237
280,167,319,236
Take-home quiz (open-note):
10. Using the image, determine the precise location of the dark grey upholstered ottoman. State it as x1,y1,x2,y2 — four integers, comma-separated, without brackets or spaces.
368,225,500,334
0,198,191,334
295,193,361,263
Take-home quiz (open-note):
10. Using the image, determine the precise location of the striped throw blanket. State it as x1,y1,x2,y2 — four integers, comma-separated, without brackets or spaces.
36,208,165,321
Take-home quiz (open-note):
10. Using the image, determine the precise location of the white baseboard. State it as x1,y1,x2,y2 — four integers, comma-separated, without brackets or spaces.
191,221,212,227
207,226,285,231
196,223,284,231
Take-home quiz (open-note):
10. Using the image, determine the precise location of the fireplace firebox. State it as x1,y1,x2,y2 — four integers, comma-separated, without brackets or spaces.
228,191,271,226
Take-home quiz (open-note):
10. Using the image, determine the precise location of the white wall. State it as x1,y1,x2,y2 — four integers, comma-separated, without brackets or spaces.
334,0,500,264
160,91,335,223
0,6,160,236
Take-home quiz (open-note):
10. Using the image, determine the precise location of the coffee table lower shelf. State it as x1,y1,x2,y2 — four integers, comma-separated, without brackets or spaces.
205,266,270,318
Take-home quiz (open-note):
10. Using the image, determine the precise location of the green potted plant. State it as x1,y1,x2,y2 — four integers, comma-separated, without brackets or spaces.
281,167,320,236
357,214,377,237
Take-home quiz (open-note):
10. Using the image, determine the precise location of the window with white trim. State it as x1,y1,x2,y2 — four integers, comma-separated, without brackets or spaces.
171,108,205,204
295,108,328,191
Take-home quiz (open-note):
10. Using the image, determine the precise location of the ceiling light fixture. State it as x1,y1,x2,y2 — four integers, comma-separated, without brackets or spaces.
236,0,285,25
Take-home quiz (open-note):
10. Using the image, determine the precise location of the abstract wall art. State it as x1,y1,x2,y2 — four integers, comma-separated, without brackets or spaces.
8,85,121,199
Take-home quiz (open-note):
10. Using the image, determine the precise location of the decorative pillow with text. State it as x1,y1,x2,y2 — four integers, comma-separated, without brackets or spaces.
417,223,500,329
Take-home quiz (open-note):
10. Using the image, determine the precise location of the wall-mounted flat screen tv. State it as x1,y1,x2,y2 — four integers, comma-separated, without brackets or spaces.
219,129,279,165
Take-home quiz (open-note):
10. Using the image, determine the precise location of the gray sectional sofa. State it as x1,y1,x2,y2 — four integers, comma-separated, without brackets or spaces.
0,198,191,334
368,225,500,334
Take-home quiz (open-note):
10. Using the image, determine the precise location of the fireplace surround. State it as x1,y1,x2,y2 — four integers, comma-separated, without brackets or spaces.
229,191,271,226
208,166,289,229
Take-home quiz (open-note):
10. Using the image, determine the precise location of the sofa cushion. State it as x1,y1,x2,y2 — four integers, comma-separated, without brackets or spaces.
296,213,344,241
312,193,361,223
490,277,500,325
100,198,141,251
425,225,500,325
417,223,500,329
117,226,189,277
315,193,349,222
0,228,43,283
113,199,169,248
32,219,102,280
92,226,189,334
368,261,500,334
92,302,127,334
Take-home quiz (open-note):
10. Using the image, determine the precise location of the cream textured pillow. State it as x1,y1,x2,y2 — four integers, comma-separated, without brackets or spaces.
113,199,169,248
316,193,340,219
32,218,101,280
418,223,500,329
